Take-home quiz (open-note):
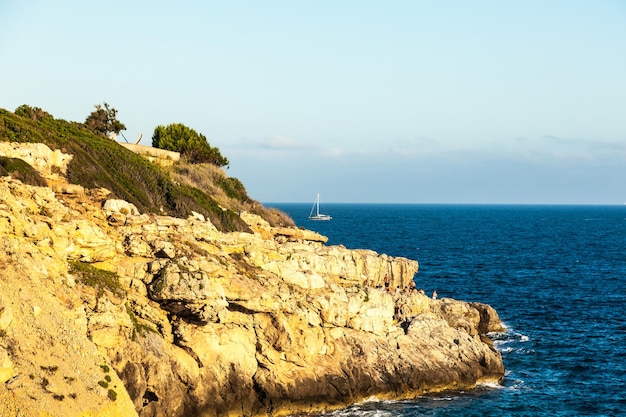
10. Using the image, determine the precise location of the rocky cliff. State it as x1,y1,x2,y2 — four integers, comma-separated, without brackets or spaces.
0,143,505,417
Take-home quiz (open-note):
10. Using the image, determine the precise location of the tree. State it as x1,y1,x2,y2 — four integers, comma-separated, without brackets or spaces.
85,102,126,138
152,123,229,167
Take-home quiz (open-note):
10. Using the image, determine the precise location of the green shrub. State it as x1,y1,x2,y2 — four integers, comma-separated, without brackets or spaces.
107,389,117,401
152,123,229,167
0,157,47,186
14,105,53,121
217,176,248,201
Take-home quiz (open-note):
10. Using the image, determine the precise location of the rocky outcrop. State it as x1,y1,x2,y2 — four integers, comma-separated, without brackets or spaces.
0,145,505,416
0,142,72,177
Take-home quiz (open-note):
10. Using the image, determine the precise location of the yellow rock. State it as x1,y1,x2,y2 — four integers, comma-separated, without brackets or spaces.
0,348,14,384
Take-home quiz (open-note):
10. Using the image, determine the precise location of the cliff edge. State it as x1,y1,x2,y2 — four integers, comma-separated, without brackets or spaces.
0,144,505,417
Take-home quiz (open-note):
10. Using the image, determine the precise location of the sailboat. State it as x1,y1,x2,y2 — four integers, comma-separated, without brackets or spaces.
308,193,332,221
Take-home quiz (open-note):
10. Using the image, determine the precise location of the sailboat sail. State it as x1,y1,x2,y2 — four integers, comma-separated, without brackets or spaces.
308,193,332,221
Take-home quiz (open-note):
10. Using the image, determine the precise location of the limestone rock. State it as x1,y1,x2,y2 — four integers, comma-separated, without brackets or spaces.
104,199,140,216
0,176,505,417
0,142,73,177
0,305,13,331
0,348,15,384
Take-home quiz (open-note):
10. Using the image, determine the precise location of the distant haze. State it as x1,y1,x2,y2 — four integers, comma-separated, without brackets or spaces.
1,1,625,204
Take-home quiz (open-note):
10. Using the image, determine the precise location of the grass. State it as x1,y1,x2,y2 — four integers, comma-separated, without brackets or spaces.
69,261,125,298
125,303,157,340
0,156,48,186
172,161,295,227
0,106,259,232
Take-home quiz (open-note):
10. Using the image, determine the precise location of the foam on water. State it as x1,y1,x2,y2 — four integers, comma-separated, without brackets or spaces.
321,409,394,417
475,381,504,390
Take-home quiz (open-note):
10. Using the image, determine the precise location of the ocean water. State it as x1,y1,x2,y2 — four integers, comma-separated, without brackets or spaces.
265,204,626,417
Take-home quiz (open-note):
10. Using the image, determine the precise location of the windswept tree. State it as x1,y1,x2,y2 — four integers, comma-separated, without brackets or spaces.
152,123,229,167
85,102,126,138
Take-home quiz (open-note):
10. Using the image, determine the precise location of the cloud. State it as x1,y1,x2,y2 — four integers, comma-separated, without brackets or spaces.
227,136,350,160
544,136,626,163
387,137,441,156
266,136,313,150
230,133,626,204
541,135,626,153
321,147,345,157
469,135,626,165
237,136,312,151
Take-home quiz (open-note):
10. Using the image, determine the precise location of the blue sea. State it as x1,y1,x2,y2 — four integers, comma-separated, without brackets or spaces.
265,204,626,417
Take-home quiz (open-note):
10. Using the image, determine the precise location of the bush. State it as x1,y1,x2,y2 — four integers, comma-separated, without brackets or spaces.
152,123,229,167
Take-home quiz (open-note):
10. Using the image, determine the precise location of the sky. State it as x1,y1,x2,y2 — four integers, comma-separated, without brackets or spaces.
1,1,625,204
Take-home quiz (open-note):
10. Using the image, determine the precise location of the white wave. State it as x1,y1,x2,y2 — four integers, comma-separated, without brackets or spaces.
491,329,531,355
497,320,511,331
323,410,394,417
328,411,394,417
489,321,529,340
500,370,527,392
477,381,505,390
502,378,527,392
358,396,382,404
320,397,396,417
511,332,528,340
430,396,455,401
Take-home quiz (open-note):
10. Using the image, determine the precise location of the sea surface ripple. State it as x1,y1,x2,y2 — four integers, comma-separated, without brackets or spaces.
267,204,626,417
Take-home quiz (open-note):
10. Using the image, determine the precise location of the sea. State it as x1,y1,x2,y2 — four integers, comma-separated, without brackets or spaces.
264,203,626,417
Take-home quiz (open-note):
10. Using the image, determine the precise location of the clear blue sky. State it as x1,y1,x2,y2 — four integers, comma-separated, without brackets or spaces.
2,1,625,204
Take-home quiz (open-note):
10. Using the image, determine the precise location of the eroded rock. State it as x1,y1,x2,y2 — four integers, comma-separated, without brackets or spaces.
0,175,505,417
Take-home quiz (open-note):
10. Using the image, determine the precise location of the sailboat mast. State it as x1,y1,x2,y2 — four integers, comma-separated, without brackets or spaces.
316,193,320,216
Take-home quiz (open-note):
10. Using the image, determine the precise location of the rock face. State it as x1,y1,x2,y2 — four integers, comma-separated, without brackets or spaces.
0,142,72,177
0,144,505,417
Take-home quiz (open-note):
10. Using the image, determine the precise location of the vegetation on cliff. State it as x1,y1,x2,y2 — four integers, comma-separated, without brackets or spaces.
0,156,47,187
0,103,505,417
84,102,126,138
152,122,229,167
0,105,293,231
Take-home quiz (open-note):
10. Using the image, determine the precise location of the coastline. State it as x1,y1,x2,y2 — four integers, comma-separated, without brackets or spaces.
0,145,505,416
